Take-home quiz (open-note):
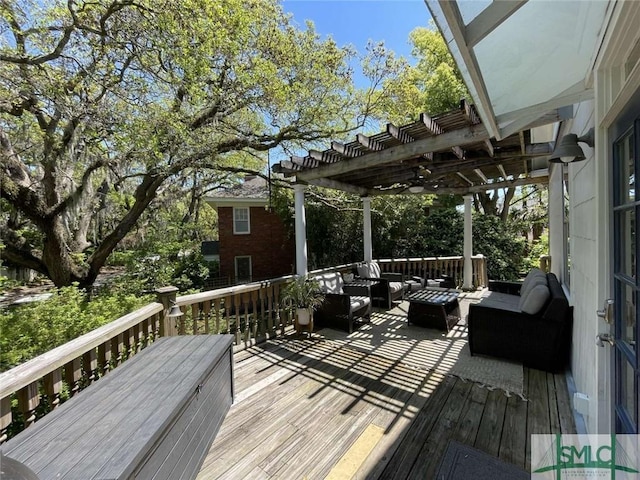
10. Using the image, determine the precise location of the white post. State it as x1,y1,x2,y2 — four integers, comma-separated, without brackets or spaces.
363,197,372,263
294,184,308,276
463,194,474,290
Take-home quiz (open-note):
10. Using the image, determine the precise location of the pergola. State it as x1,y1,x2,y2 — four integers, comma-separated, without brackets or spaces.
272,100,560,287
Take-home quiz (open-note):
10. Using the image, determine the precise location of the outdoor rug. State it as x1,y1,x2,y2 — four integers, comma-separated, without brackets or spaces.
435,440,529,479
316,303,525,397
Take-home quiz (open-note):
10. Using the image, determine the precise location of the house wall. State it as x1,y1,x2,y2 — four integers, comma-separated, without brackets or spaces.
563,100,602,434
567,0,640,434
218,206,295,283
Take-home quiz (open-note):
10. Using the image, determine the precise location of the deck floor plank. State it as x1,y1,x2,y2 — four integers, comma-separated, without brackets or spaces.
554,371,577,433
405,378,474,479
354,369,448,479
499,368,529,469
376,375,457,480
526,368,551,470
473,387,508,457
197,297,577,480
452,383,489,445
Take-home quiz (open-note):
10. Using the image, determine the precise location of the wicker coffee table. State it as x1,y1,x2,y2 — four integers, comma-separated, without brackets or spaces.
407,288,461,331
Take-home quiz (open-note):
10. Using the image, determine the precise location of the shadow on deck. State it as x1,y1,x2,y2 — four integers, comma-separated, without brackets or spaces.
197,293,576,479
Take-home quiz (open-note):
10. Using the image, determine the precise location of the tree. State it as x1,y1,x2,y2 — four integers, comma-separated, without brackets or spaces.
377,25,469,123
0,0,387,287
377,25,523,217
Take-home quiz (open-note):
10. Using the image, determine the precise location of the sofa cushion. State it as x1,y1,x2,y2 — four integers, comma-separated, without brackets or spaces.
315,272,344,294
389,281,404,294
477,291,521,312
520,268,547,297
519,283,550,315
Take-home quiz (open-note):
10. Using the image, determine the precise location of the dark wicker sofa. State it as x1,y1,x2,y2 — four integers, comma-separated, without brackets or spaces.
468,269,572,372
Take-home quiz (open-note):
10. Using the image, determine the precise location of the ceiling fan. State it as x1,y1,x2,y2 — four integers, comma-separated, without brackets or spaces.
406,166,431,193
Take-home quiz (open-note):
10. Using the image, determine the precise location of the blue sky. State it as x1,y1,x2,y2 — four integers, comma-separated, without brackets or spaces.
282,0,432,86
267,1,432,166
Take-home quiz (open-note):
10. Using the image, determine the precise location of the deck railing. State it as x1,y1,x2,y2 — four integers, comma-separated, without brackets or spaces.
0,256,486,442
378,254,488,288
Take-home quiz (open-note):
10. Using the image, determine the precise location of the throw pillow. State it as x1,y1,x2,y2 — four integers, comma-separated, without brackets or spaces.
370,262,381,278
357,264,370,278
519,283,550,315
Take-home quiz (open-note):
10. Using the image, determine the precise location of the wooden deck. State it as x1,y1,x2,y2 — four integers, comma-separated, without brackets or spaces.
197,293,575,479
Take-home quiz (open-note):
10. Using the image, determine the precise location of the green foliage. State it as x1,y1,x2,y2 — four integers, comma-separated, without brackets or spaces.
2,0,395,287
472,214,527,281
117,242,211,293
372,200,456,257
281,276,325,310
305,192,362,269
376,24,470,124
0,285,150,372
523,231,549,272
272,185,363,269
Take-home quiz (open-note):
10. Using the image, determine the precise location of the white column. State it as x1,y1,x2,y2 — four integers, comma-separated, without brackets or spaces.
463,194,474,290
294,184,308,276
362,197,372,263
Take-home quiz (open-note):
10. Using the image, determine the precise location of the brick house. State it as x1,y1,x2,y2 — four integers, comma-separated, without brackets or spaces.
205,176,295,284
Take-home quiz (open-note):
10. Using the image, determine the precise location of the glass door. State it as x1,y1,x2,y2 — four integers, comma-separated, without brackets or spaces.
613,118,639,434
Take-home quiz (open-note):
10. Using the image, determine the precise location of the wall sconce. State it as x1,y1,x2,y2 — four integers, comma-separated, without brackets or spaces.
167,301,183,318
549,127,594,163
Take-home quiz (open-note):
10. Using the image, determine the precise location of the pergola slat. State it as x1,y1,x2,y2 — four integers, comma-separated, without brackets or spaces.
274,103,555,195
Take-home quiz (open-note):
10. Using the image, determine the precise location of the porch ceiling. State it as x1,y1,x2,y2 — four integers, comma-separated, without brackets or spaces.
272,100,556,196
424,0,612,141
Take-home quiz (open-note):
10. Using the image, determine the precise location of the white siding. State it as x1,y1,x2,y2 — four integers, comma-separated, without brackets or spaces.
565,0,640,434
559,100,602,434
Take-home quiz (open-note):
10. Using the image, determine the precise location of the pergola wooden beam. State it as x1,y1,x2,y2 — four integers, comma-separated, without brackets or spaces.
457,172,475,186
497,164,509,180
303,177,370,196
474,168,489,183
386,123,413,144
330,141,360,158
387,122,433,160
357,133,384,152
371,174,548,196
291,155,319,168
296,123,490,182
308,149,335,163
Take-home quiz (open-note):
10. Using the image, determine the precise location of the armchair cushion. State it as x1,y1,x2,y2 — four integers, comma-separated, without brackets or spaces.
388,282,404,294
349,295,370,311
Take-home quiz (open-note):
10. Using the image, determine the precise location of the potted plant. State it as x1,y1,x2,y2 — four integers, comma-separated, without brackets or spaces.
281,276,325,332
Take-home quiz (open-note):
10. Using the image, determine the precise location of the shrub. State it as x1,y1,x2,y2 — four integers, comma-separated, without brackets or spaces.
0,285,150,372
472,214,527,280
